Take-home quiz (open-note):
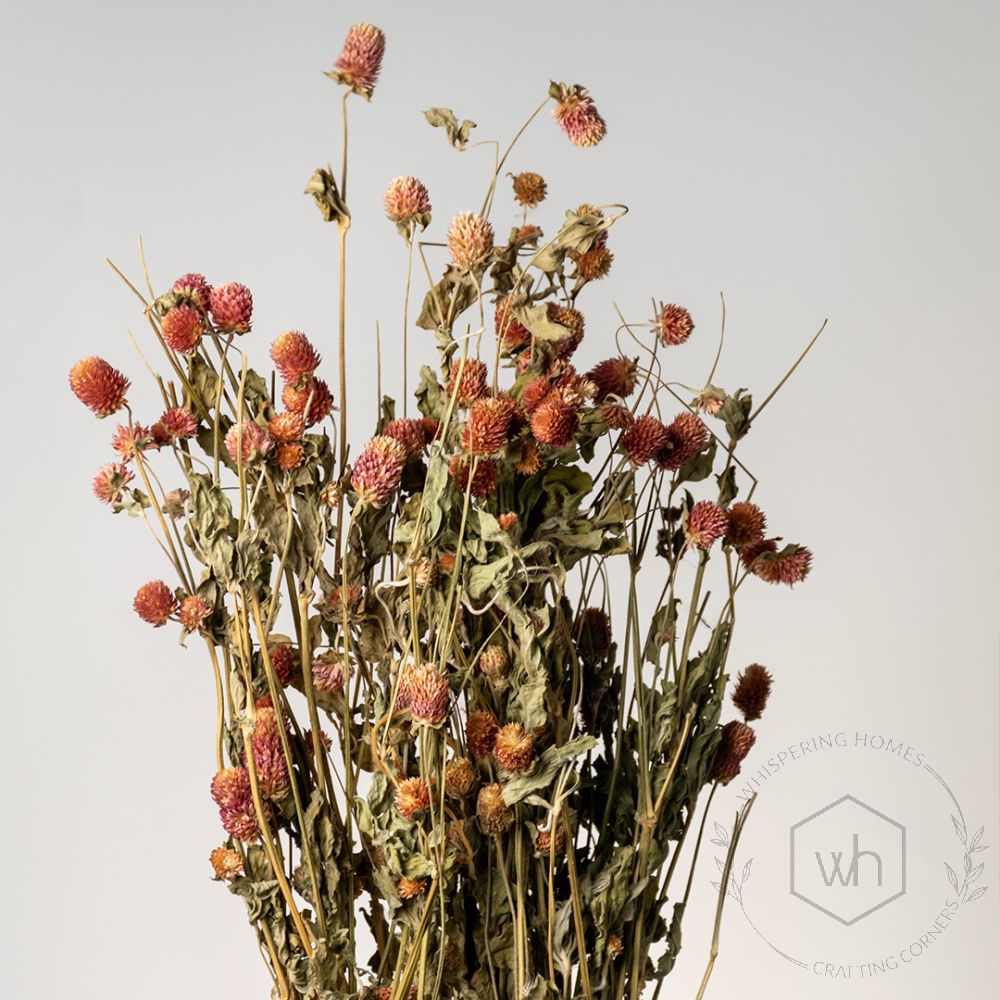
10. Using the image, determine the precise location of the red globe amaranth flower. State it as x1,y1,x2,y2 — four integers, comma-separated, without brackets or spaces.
111,423,156,462
712,720,757,783
209,845,244,881
495,297,531,350
588,356,638,402
657,412,708,471
211,767,262,842
69,357,130,417
620,415,669,466
448,455,499,497
463,397,516,455
732,664,773,721
419,416,440,442
574,246,613,281
178,594,212,632
154,407,199,443
161,305,204,354
92,462,133,505
268,644,296,687
575,607,612,662
531,391,579,447
399,663,450,726
512,171,547,208
313,653,350,694
209,282,253,334
328,23,385,99
520,376,552,413
601,403,634,430
268,411,305,443
656,304,694,347
325,583,362,615
133,580,178,626
742,541,813,586
382,418,426,462
494,723,534,773
466,710,499,758
270,331,321,387
551,83,607,147
447,212,494,270
725,502,767,549
546,303,585,358
384,176,432,227
477,782,514,835
224,421,274,466
395,777,431,819
352,435,407,507
249,707,290,803
282,378,334,426
685,501,728,550
172,272,212,311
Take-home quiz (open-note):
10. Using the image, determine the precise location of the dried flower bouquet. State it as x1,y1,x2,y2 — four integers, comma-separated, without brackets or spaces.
70,20,819,1000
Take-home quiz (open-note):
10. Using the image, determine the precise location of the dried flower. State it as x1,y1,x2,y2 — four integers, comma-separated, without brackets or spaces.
447,358,488,405
155,407,199,443
172,273,212,311
382,418,426,462
133,580,177,626
448,455,499,498
515,439,542,475
693,387,726,415
531,391,579,447
178,594,212,632
111,422,156,462
551,83,607,147
601,403,634,430
161,305,204,354
438,551,457,574
162,488,189,519
546,303,585,358
535,824,566,856
320,481,342,509
685,501,728,550
742,541,813,586
620,415,669,466
268,411,306,444
479,644,510,687
397,877,427,899
588,356,638,402
384,176,432,229
326,584,361,615
445,758,477,798
574,246,613,281
69,357,129,417
276,442,305,471
447,212,494,270
312,652,350,694
466,710,499,758
463,397,515,455
494,723,534,773
656,304,694,347
607,934,624,960
511,171,547,208
210,767,261,842
399,663,450,726
395,777,431,819
732,664,772,721
224,421,274,466
270,331,321,387
92,462,133,505
498,512,518,531
657,412,708,471
477,782,514,835
208,282,253,334
328,23,385,99
282,377,334,427
725,502,767,550
352,435,407,507
209,846,244,882
249,707,290,802
520,376,552,413
266,644,295,687
575,607,612,662
712,720,756,783
495,297,532,350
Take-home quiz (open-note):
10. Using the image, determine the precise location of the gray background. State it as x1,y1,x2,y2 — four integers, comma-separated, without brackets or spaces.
2,0,997,996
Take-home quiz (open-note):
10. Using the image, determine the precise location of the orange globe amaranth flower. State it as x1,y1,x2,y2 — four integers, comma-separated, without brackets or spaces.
725,502,767,549
224,421,274,466
656,412,708,471
620,415,669,466
447,358,488,405
551,83,607,147
466,710,499,758
732,664,773,721
712,720,756,783
211,766,264,842
69,357,130,417
249,706,290,803
515,438,542,475
742,542,813,586
601,403,634,431
438,551,457,574
574,246,613,281
511,171,547,208
546,303,585,358
477,782,514,835
276,442,305,471
495,297,532,350
328,23,386,99
462,397,516,456
685,501,728,550
398,877,428,899
161,304,204,354
447,212,494,270
498,512,518,532
172,272,212,311
494,723,534,773
268,410,306,444
92,462,133,505
399,663,450,726
282,377,334,427
448,455,499,498
656,303,694,347
531,390,579,447
209,846,244,881
178,594,212,633
520,376,553,413
208,282,253,334
155,406,199,442
270,331,321,387
588,356,638,402
382,418,427,462
445,757,477,797
351,435,407,507
111,422,156,462
384,176,432,228
268,644,296,687
133,580,178,626
478,644,510,685
395,776,431,819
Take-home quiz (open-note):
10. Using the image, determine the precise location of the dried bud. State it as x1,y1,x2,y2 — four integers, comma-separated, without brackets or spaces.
445,757,477,797
92,462,133,505
249,707,290,802
588,357,638,402
531,390,579,447
732,664,773,721
395,776,431,819
551,82,607,147
498,512,518,531
282,378,334,427
479,644,510,689
313,652,350,694
515,439,542,475
741,541,813,586
208,282,253,334
270,331,321,387
155,407,199,443
712,720,756,784
448,455,499,498
162,488,189,519
276,442,305,471
209,846,244,881
535,824,566,856
172,273,212,311
494,723,534,773
327,23,385,98
210,767,262,842
495,297,532,350
447,212,495,270
511,171,547,208
466,710,499,758
574,246,613,281
399,664,450,726
268,644,296,687
656,412,708,471
575,608,612,662
724,502,767,550
477,782,514,835
397,877,428,899
321,481,343,509
224,421,274,466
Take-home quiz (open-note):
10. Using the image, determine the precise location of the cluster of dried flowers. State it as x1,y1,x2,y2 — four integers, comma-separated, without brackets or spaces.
71,21,815,1000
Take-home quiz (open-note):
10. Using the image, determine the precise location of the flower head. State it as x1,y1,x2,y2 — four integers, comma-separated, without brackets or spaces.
209,846,244,881
601,403,634,430
224,421,274,466
133,580,177,626
352,435,407,507
69,357,129,417
742,541,813,586
178,594,212,633
477,782,513,835
313,652,350,694
463,397,516,455
249,707,290,802
270,331,321,387
656,304,694,347
588,356,638,402
266,644,295,687
551,83,607,147
211,767,262,841
724,502,767,550
276,442,305,471
172,273,212,311
281,378,334,426
685,501,728,550
511,171,547,208
268,411,306,443
398,877,427,899
92,462,134,505
447,212,494,270
620,415,669,466
208,282,253,334
495,297,532,351
384,176,432,229
111,423,156,462
711,720,756,784
546,303,585,358
478,644,510,688
466,710,499,758
448,455,499,498
328,23,385,98
656,412,708,471
732,664,773,721
445,757,477,797
494,723,534,773
575,607,612,662
531,390,579,447
382,418,426,462
514,439,542,475
574,246,614,281
161,305,204,354
154,407,199,443
162,488,189,519
399,663,450,726
395,777,431,819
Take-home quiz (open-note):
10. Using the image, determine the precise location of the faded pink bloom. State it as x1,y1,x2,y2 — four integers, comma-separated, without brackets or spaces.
111,423,157,462
209,282,253,334
211,767,262,842
351,435,407,507
382,418,427,462
92,462,133,505
656,304,694,347
172,272,212,311
225,420,274,466
328,23,386,98
685,501,728,550
178,594,212,633
742,541,813,586
154,407,199,444
248,707,290,802
270,331,321,387
551,83,606,147
384,176,432,227
133,580,178,626
447,212,494,270
657,412,708,471
69,357,129,417
312,653,350,694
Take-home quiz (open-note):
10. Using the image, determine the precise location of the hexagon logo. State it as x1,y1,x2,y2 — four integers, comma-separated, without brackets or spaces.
789,794,906,925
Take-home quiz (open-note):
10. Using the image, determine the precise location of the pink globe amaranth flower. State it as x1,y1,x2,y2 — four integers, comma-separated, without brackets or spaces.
178,594,212,633
587,356,639,402
328,22,385,99
399,663,450,726
209,282,253,334
620,414,669,466
172,272,212,311
211,767,262,842
270,331,321,388
685,501,728,550
282,377,334,427
382,418,427,462
551,83,607,148
656,304,694,347
248,707,290,803
447,212,494,270
742,541,813,586
111,422,157,462
92,462,133,505
268,644,296,687
133,580,178,626
312,652,350,694
224,420,274,466
161,304,204,354
447,358,488,405
384,176,432,228
531,390,580,447
69,357,129,417
153,406,199,444
656,412,708,471
351,435,408,507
